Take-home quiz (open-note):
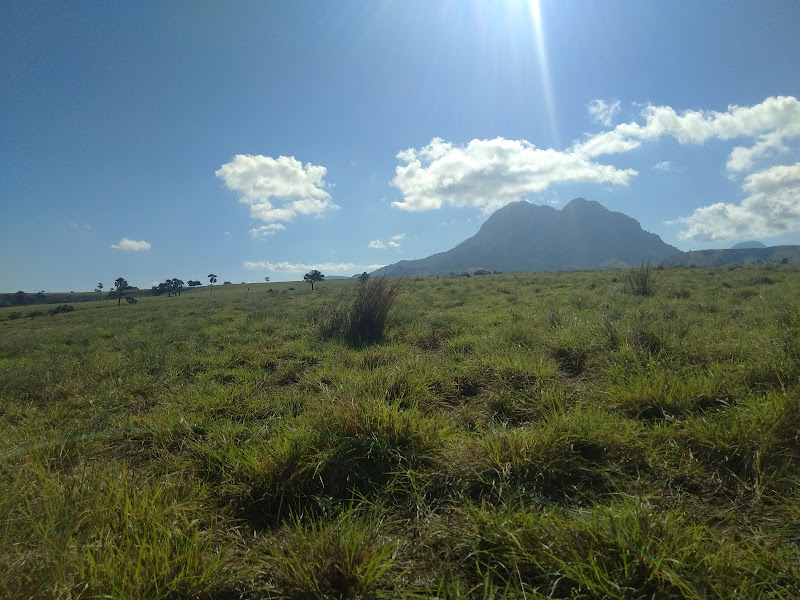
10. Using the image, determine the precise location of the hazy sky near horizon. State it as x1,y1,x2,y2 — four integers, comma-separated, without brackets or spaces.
2,1,800,292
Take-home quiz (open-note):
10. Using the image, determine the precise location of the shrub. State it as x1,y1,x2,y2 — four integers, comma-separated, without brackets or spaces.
49,304,75,315
314,277,403,346
625,261,657,296
125,297,138,305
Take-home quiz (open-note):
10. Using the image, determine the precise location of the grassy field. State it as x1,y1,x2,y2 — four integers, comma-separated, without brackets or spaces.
2,266,799,599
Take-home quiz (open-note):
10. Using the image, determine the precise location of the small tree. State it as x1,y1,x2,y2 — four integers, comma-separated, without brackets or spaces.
264,276,270,283
96,282,104,293
304,270,324,290
114,277,128,305
171,278,184,296
208,273,217,295
358,272,370,284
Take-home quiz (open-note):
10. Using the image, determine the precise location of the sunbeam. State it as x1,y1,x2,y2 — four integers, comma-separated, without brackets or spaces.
527,0,560,147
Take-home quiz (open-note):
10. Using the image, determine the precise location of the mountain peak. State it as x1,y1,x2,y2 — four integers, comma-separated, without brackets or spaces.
562,197,604,212
731,241,766,249
372,199,680,277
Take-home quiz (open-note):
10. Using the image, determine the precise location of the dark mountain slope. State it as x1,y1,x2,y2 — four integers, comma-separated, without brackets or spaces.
373,198,680,277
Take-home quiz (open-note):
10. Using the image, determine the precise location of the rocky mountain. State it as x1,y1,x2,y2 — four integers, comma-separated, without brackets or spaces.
372,198,681,277
731,241,767,249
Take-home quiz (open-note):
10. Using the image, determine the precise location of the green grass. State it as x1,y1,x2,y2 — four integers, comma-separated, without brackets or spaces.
2,267,800,597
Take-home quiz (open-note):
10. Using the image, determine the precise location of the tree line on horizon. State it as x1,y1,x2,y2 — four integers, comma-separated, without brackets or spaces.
5,269,393,308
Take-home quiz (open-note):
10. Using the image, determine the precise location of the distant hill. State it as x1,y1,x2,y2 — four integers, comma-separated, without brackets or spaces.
0,289,140,308
372,198,680,277
661,245,800,267
731,241,766,249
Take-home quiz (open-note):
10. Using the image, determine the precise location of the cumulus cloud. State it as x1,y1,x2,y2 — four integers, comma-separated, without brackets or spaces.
574,95,800,170
670,161,800,241
391,137,636,212
250,224,286,239
369,233,405,250
387,96,800,240
587,99,621,127
216,154,338,223
243,260,385,273
111,238,151,251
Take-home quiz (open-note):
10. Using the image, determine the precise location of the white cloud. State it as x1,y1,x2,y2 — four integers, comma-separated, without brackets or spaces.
587,99,621,127
652,161,685,173
250,223,286,238
575,96,800,171
243,260,385,273
111,237,151,251
391,137,636,212
389,97,800,240
370,233,404,251
216,154,338,223
670,161,800,241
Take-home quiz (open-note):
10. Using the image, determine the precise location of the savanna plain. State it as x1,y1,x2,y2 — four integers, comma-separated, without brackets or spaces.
2,266,799,599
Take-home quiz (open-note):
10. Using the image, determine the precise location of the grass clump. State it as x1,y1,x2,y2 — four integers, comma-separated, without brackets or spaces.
438,496,798,598
314,277,403,346
49,304,75,315
442,407,646,504
626,261,658,296
264,509,403,599
240,399,450,526
0,460,227,600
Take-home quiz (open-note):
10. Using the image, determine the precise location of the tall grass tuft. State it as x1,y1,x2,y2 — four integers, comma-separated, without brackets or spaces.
315,277,404,346
266,509,403,599
626,261,658,296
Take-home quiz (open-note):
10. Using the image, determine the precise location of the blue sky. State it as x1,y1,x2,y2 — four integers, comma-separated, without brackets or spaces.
2,1,799,293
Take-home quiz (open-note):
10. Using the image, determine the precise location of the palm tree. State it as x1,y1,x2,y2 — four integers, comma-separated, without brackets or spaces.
114,277,128,305
208,273,217,295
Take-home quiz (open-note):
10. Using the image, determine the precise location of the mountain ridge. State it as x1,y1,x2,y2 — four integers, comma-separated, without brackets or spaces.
661,245,800,267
